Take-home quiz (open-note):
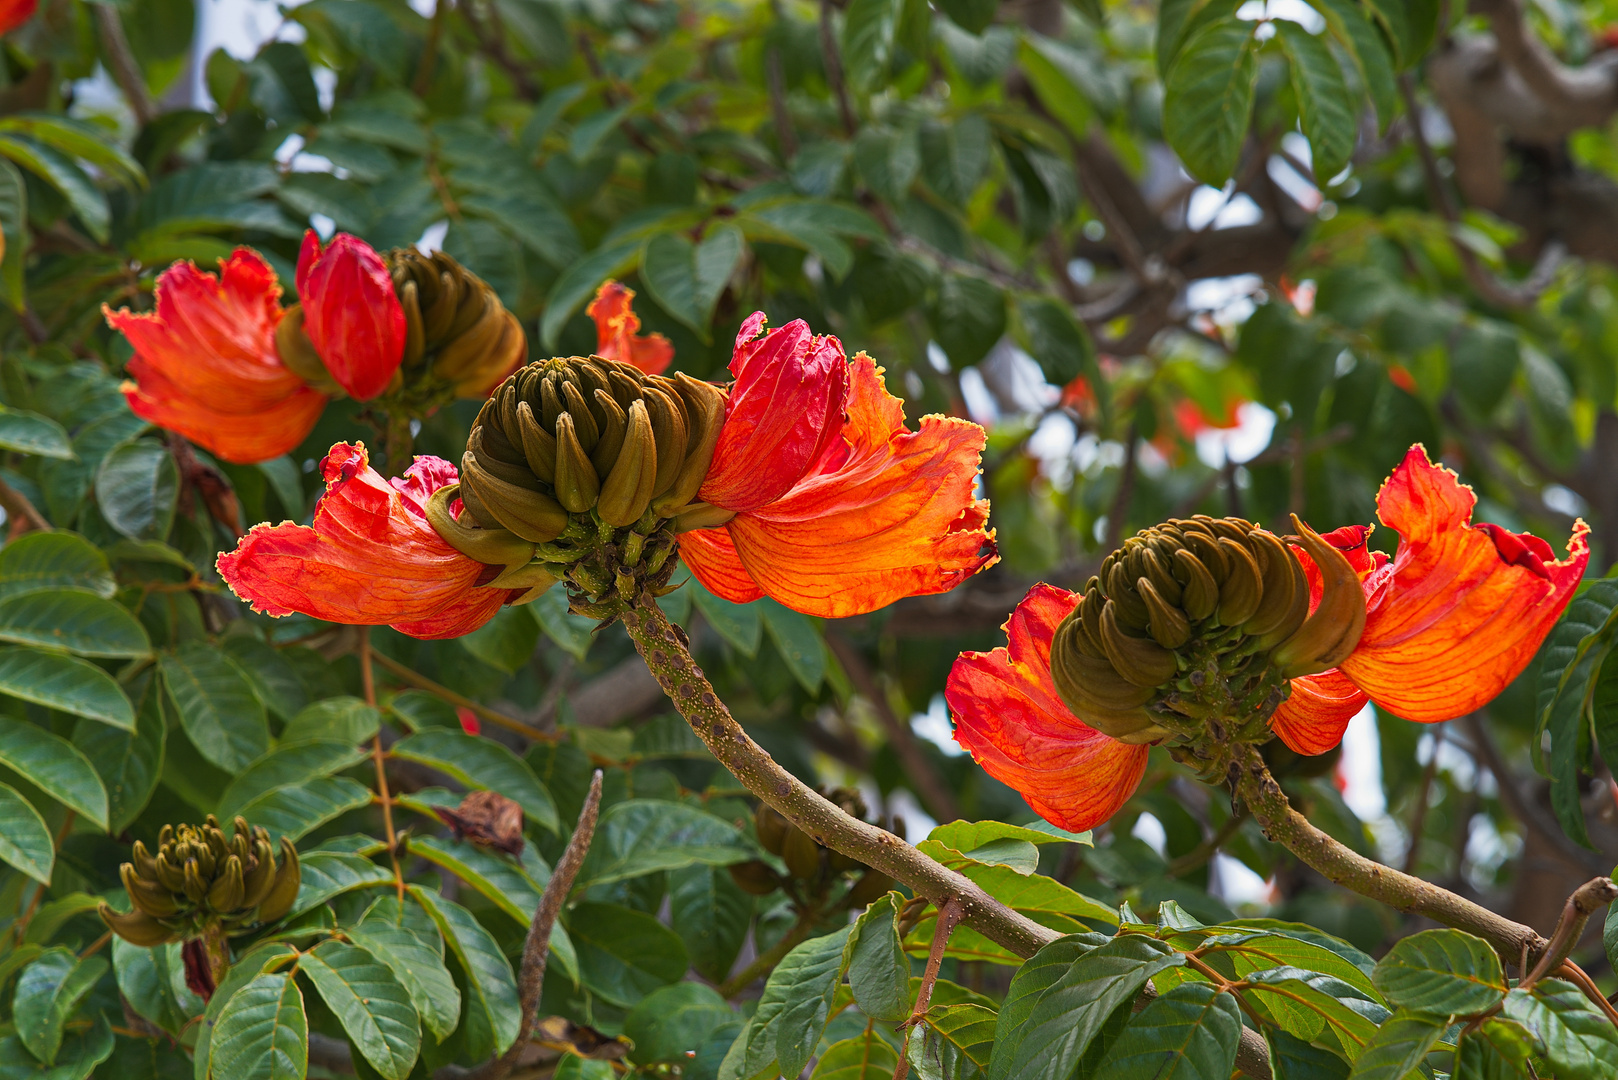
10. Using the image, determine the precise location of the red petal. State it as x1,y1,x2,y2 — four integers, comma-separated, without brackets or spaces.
699,314,849,512
217,442,502,638
718,356,994,617
106,251,325,464
948,584,1149,833
0,0,37,33
1339,446,1591,722
296,232,405,401
678,527,764,604
587,281,673,375
1272,670,1367,756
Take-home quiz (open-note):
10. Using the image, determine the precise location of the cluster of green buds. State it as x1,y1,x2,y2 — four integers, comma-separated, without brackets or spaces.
426,355,726,611
99,816,301,947
1050,515,1366,752
731,791,896,909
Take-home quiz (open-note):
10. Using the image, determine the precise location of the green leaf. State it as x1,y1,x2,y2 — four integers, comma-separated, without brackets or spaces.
0,159,26,310
0,533,115,603
758,599,824,692
113,939,199,1038
811,1033,901,1079
1537,580,1618,845
844,894,909,1022
1015,295,1101,396
854,126,920,206
0,646,134,729
390,730,558,833
14,948,107,1065
0,408,70,460
907,861,1116,964
540,235,642,348
1372,928,1505,1017
161,643,269,770
1454,1016,1534,1080
1017,37,1094,140
1162,16,1260,185
746,927,853,1080
1274,21,1357,185
281,696,381,746
1347,1009,1446,1080
568,901,690,1008
687,580,761,656
917,837,1038,875
348,904,461,1043
218,741,368,822
1501,979,1618,1080
1095,982,1241,1079
1307,0,1397,131
1156,0,1242,77
529,587,596,660
1179,929,1377,999
0,1017,112,1079
237,776,373,843
928,820,1091,851
0,718,108,828
297,940,420,1080
576,799,752,889
0,114,145,189
458,606,540,674
624,982,734,1065
930,274,1006,369
208,972,308,1080
842,0,903,92
222,638,309,723
194,943,299,1080
410,888,520,1059
287,852,395,918
0,135,109,241
0,781,53,883
640,225,745,339
96,441,180,541
935,0,995,34
919,116,991,206
1268,1028,1350,1079
911,1002,997,1077
21,894,99,946
670,863,752,984
987,935,1183,1080
1241,968,1381,1062
0,590,150,658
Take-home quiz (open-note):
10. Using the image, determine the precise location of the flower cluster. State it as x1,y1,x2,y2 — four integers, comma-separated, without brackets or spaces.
947,448,1589,831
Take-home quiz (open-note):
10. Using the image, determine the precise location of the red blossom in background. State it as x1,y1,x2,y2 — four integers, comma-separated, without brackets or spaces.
588,281,673,375
296,231,406,401
0,0,36,34
105,250,327,465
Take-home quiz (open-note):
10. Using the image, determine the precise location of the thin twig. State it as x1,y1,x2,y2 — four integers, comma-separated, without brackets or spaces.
817,0,858,136
892,897,965,1080
361,631,405,901
93,4,156,126
1402,723,1445,876
0,476,48,536
1522,877,1618,989
369,649,555,743
1165,808,1250,878
413,0,447,96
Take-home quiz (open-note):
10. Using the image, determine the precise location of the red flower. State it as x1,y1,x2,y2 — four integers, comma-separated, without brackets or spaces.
296,231,406,401
948,446,1589,832
217,443,513,639
106,250,327,465
588,281,673,375
680,313,996,618
0,0,36,34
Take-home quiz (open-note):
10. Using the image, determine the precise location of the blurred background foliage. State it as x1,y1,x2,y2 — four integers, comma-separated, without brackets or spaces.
0,0,1616,1073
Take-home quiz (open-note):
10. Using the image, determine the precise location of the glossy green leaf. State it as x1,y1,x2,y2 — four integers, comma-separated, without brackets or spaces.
0,645,133,729
576,798,752,888
1267,1029,1350,1079
1162,16,1260,185
297,940,420,1080
410,888,521,1059
222,638,309,723
0,135,109,241
567,901,690,1008
930,274,1006,369
811,1032,900,1079
0,718,107,828
0,159,25,309
1347,1009,1446,1080
1308,0,1397,131
390,729,558,833
161,643,269,769
844,894,909,1022
0,1017,112,1080
194,943,299,1080
280,696,381,746
0,408,70,460
688,579,762,656
458,605,540,674
842,0,903,92
641,224,745,338
1373,928,1505,1017
1242,968,1382,1062
1502,979,1618,1080
1095,981,1241,1079
14,948,107,1064
670,863,752,984
287,852,395,918
758,599,824,692
1156,0,1242,76
624,982,734,1065
217,741,368,822
1454,1016,1534,1080
0,533,115,602
744,927,853,1079
0,589,147,658
207,972,307,1080
348,904,461,1043
113,939,199,1039
529,586,596,660
1274,21,1357,186
237,776,372,843
0,781,53,883
95,440,179,541
911,1002,996,1078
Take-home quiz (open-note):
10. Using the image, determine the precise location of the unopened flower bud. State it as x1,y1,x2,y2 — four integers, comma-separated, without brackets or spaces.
387,249,527,400
295,231,406,401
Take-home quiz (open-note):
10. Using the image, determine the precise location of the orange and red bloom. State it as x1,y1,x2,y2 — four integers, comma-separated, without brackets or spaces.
588,281,673,375
679,313,997,618
107,250,327,465
948,447,1589,832
218,443,514,639
0,0,36,34
296,231,405,401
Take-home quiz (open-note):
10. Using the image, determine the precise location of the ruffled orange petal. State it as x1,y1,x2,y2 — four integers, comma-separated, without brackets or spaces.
588,281,673,375
1272,670,1368,756
0,0,36,33
106,250,327,464
714,355,995,618
217,443,508,639
948,584,1149,832
699,313,849,513
678,527,764,604
1339,446,1591,723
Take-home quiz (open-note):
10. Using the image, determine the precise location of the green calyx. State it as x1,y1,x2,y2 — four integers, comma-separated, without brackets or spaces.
1049,514,1366,750
431,355,728,611
100,816,302,946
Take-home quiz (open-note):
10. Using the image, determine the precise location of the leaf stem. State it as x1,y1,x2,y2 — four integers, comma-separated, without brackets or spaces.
718,904,822,999
368,648,556,742
361,630,405,901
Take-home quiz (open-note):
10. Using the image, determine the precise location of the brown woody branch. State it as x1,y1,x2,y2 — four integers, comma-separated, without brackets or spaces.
93,4,156,126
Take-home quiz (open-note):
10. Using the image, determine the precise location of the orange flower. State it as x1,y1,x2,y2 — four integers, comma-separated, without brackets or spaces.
106,250,327,465
588,281,672,375
0,0,35,34
217,443,514,639
681,313,997,618
948,446,1589,832
296,231,406,401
